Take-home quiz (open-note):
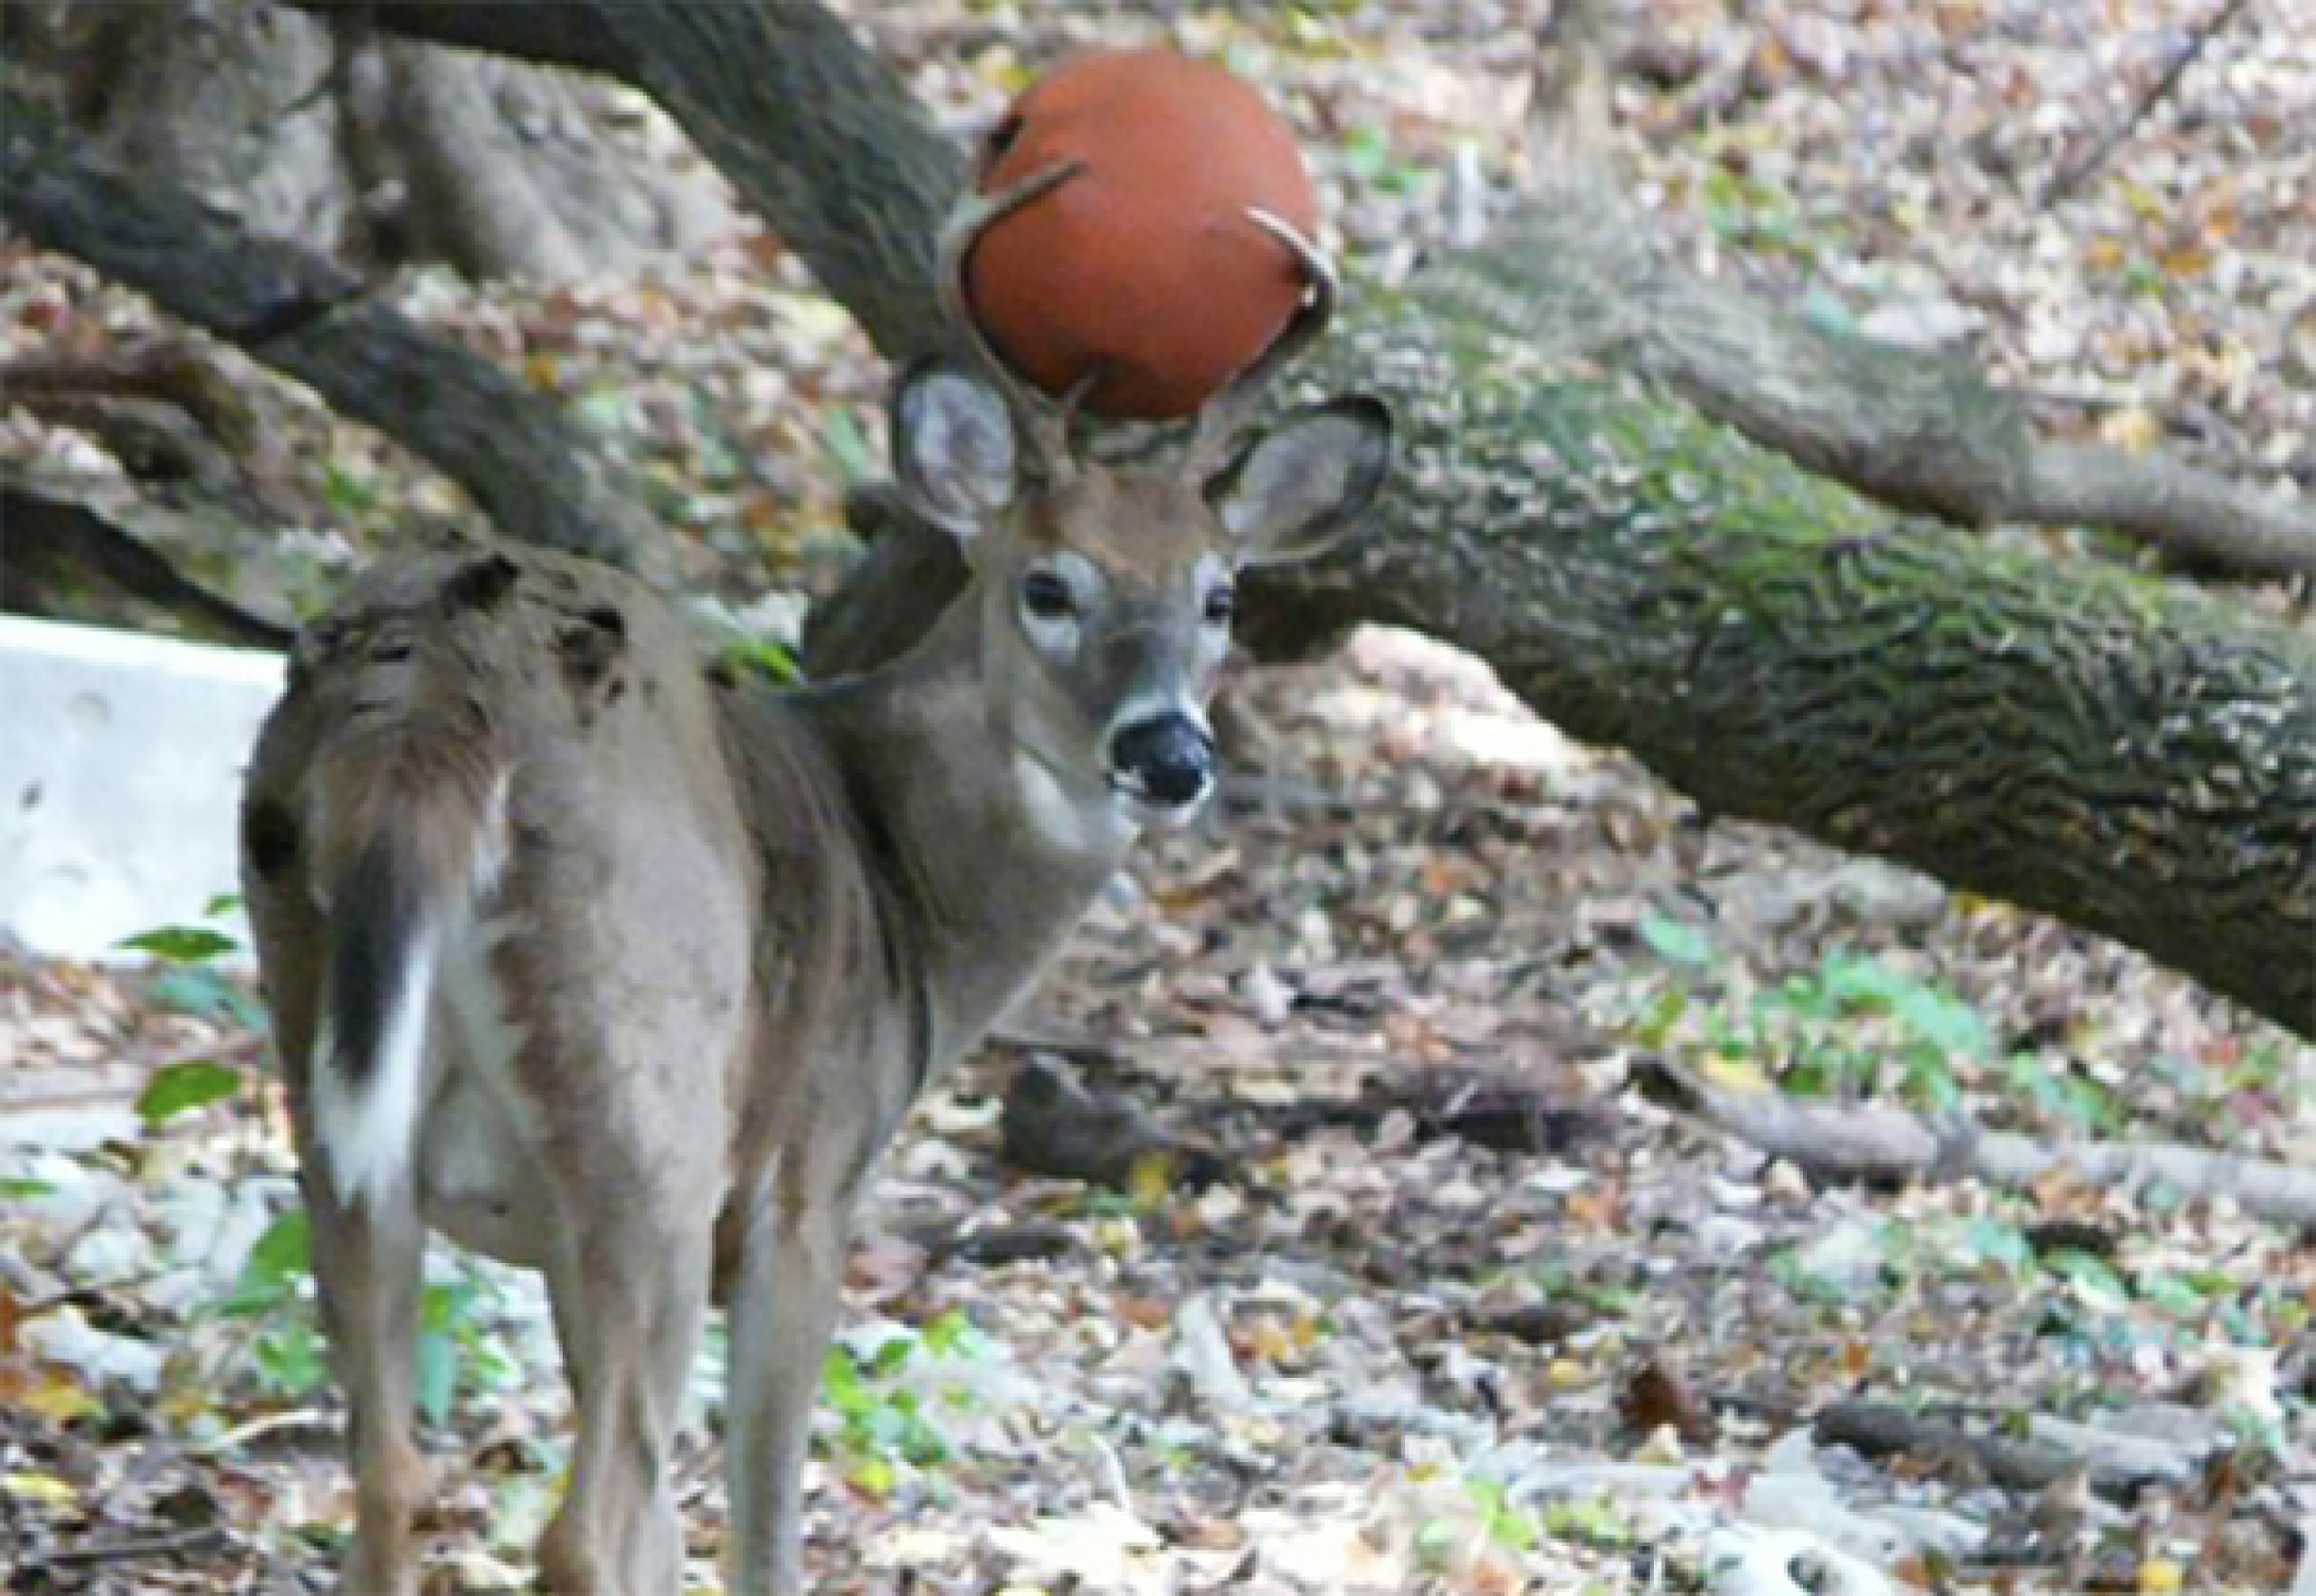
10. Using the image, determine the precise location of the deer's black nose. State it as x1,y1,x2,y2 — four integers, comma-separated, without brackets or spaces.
1108,713,1216,807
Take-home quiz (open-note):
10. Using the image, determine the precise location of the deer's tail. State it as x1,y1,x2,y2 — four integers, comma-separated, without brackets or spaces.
308,729,508,1211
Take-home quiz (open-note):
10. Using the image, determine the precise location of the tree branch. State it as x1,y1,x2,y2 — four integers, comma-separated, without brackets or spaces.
1431,185,2316,584
1499,0,2316,584
0,81,657,571
589,2,962,360
273,0,623,75
290,0,965,359
1,465,296,651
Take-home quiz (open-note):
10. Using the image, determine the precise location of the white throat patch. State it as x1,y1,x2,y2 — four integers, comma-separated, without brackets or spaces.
1011,750,1137,857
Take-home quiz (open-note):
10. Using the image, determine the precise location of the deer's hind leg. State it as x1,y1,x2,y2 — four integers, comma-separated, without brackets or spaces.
528,1003,736,1595
252,881,432,1596
300,1159,432,1596
535,1178,717,1595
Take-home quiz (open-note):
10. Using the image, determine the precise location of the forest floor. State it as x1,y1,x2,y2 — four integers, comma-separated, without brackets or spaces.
5,2,2313,1593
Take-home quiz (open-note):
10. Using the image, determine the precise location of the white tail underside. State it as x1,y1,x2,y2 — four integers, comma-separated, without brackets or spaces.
311,917,440,1211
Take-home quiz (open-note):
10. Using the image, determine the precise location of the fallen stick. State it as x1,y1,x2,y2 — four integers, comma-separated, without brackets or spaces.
1639,1057,2316,1228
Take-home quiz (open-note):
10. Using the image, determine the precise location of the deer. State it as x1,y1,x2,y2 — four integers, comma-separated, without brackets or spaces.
236,154,1391,1596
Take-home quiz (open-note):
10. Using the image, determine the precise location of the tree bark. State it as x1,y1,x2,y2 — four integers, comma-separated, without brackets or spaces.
13,0,736,282
280,0,963,361
1284,289,2314,1034
1433,179,2316,584
16,4,2311,1035
1,463,296,651
0,81,657,574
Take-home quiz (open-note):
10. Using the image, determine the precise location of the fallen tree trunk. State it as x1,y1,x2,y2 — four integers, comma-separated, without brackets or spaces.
1286,292,2314,1034
14,4,2311,1035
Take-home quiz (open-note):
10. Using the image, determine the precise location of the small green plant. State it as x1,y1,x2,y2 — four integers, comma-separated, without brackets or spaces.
817,1309,992,1496
213,1208,525,1419
414,1270,523,1425
120,897,268,1033
218,1210,328,1400
1467,1475,1544,1553
717,635,802,685
1699,165,1846,266
1628,936,2018,1115
1539,1492,1634,1550
1637,909,1712,969
123,902,262,1126
1341,125,1427,195
321,461,383,519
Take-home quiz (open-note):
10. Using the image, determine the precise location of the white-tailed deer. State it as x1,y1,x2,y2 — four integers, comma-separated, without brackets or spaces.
239,162,1390,1596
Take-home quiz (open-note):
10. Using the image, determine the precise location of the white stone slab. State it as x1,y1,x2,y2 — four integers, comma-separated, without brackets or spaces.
0,613,285,963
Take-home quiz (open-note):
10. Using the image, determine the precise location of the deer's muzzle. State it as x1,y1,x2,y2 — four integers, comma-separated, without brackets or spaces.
1107,710,1216,815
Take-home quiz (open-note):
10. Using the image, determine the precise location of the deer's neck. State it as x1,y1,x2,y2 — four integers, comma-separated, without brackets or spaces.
794,598,1134,1069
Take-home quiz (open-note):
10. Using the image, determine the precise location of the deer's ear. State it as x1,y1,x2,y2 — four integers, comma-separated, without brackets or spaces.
1208,394,1392,568
891,360,1019,544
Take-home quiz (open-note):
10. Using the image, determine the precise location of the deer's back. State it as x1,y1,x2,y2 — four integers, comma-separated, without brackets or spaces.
242,539,927,1234
244,540,759,1123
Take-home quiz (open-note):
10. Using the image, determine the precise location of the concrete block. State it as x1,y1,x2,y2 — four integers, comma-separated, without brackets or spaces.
0,614,284,963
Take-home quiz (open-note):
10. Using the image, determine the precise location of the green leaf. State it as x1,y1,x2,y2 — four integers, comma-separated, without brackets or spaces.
1412,1518,1460,1569
819,406,877,487
119,926,238,964
136,1060,242,1126
149,964,267,1029
1342,126,1392,182
252,1317,327,1396
413,1331,460,1427
2045,1249,2130,1310
2137,1271,2208,1318
867,1335,915,1380
1822,955,1989,1058
222,1211,311,1316
845,1453,897,1497
1894,988,1990,1058
203,893,242,917
1,1178,58,1201
1637,910,1712,967
1959,1216,2033,1273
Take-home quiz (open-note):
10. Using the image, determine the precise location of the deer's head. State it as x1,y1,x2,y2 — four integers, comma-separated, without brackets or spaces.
890,166,1391,833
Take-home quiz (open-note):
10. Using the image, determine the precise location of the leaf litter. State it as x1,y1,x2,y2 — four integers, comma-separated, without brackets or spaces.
3,2,2312,1592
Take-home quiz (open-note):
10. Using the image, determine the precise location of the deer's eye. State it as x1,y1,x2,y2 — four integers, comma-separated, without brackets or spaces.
1020,568,1077,622
1202,584,1236,627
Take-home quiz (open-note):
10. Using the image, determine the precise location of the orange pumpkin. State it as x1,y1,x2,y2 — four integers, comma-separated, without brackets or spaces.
963,47,1320,422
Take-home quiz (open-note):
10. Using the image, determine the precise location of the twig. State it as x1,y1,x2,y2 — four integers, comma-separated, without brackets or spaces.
2043,0,2254,204
35,1526,230,1567
189,1405,335,1455
1639,1055,2316,1228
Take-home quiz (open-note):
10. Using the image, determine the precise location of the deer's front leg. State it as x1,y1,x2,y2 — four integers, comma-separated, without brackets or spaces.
723,1147,860,1596
300,1164,432,1596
